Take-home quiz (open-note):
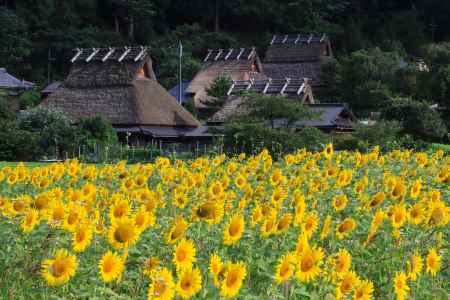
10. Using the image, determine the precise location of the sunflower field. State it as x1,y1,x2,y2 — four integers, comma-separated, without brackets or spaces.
0,145,449,299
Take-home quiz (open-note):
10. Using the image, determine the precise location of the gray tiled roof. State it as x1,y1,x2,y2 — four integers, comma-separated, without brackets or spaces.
0,68,34,89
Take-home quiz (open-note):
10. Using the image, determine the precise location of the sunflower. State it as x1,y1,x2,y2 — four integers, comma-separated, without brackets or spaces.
295,233,310,257
173,239,196,271
426,248,441,276
98,251,125,282
353,280,374,300
391,203,407,229
209,253,223,275
173,191,189,209
333,194,348,211
143,257,160,277
147,267,175,300
176,267,202,299
302,212,319,237
337,271,359,296
270,168,284,186
108,217,139,250
223,213,245,246
166,216,189,244
192,201,223,224
41,249,78,286
408,203,424,225
368,192,385,209
21,209,39,233
72,224,93,253
334,249,352,276
234,174,247,189
295,245,324,282
426,200,449,227
319,215,332,240
335,218,357,240
275,213,292,235
63,204,86,232
208,181,224,198
323,143,334,160
393,272,409,300
410,179,422,199
220,262,247,298
250,203,263,227
47,201,66,227
134,206,152,233
274,252,296,284
390,180,406,201
406,252,422,281
260,215,276,238
109,198,131,222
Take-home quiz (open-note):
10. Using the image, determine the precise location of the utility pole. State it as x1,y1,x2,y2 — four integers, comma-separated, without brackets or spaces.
47,48,55,84
178,41,183,104
430,21,438,42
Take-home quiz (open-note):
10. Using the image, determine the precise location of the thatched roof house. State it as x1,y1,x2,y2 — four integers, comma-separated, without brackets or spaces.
186,48,265,110
40,46,207,144
209,78,315,123
208,76,355,132
263,34,333,88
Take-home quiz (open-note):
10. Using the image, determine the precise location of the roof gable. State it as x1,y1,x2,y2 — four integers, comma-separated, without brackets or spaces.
71,46,149,63
203,48,256,62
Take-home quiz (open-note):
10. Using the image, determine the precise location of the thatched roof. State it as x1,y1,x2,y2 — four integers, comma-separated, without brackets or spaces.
186,47,264,108
40,46,200,128
0,68,34,90
265,34,332,63
209,78,314,123
263,34,333,87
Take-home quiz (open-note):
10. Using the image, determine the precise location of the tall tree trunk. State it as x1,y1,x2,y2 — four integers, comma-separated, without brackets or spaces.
214,0,220,32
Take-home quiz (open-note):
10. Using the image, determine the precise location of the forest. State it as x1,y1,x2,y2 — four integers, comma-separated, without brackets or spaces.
1,0,450,86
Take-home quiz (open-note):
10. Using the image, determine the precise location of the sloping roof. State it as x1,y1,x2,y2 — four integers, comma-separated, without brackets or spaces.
262,62,322,86
209,79,314,123
40,46,200,128
300,104,355,128
0,68,34,90
42,81,62,95
227,78,310,96
186,48,263,108
265,34,331,63
169,80,191,104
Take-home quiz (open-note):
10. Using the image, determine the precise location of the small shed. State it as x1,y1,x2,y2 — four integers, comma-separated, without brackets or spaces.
186,48,264,111
40,46,206,145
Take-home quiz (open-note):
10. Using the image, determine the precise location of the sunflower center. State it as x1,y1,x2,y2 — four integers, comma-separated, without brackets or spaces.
13,201,25,212
154,280,167,296
51,260,67,277
176,250,187,262
53,207,65,220
114,225,132,243
394,213,403,223
300,256,314,272
181,277,192,290
68,212,79,225
226,271,238,287
114,206,126,218
103,258,115,273
280,263,290,277
228,222,240,236
76,231,86,242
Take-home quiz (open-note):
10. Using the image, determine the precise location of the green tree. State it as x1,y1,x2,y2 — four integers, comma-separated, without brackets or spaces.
381,98,447,142
204,75,232,114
